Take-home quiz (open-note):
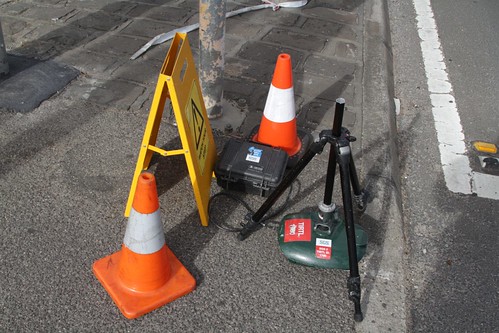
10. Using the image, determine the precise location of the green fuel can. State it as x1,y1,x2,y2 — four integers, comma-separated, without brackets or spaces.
277,211,367,270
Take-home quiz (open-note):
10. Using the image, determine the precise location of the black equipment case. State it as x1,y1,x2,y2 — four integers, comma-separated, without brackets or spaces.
214,139,288,196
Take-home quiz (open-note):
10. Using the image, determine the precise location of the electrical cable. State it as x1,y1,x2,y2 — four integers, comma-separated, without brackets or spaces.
208,181,296,233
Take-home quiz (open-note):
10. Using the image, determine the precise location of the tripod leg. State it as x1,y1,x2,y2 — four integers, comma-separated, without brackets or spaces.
349,156,366,211
337,144,363,322
323,144,338,207
238,139,326,240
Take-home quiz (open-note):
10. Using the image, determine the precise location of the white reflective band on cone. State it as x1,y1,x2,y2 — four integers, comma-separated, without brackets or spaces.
124,209,165,254
263,86,295,123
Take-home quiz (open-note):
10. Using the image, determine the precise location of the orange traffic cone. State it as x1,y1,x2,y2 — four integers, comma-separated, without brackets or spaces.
252,54,311,165
92,172,196,319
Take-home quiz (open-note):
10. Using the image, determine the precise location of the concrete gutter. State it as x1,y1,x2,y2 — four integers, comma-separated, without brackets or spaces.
0,19,9,75
356,0,407,331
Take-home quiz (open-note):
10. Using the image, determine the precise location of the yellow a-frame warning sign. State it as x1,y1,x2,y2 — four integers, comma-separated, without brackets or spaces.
124,33,216,226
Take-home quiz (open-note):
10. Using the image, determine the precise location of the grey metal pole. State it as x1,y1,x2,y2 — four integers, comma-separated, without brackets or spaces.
0,20,9,76
199,0,226,119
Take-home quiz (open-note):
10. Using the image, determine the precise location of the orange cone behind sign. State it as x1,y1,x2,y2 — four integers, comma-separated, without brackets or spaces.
253,53,301,156
92,172,196,319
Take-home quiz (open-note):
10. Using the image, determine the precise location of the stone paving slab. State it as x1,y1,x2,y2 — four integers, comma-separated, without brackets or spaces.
0,59,79,112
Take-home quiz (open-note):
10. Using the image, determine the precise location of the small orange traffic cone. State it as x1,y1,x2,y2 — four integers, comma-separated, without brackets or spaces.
252,54,311,165
92,172,196,319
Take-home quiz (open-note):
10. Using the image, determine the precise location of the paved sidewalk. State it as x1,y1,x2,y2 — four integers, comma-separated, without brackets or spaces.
0,0,404,331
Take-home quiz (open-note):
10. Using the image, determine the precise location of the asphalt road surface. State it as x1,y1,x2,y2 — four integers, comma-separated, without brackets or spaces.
389,0,499,331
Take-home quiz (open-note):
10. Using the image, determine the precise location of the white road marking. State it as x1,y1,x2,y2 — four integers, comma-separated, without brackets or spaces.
413,0,499,200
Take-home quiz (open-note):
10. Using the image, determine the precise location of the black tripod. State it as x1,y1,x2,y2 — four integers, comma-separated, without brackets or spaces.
238,98,367,322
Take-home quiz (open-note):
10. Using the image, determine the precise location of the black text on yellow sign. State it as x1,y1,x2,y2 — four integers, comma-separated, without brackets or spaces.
186,83,209,175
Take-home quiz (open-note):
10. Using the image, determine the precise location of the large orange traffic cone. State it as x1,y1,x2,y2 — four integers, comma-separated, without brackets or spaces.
252,54,311,165
92,172,196,319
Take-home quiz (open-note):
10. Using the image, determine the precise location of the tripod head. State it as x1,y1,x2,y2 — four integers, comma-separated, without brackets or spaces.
332,97,346,137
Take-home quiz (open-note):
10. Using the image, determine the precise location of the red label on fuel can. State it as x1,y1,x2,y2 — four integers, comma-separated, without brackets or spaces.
284,218,312,242
315,238,332,260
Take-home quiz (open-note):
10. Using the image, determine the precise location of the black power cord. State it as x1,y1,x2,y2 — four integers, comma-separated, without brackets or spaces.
208,181,296,233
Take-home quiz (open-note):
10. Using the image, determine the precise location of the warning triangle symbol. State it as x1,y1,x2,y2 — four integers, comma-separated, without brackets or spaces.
191,99,204,150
